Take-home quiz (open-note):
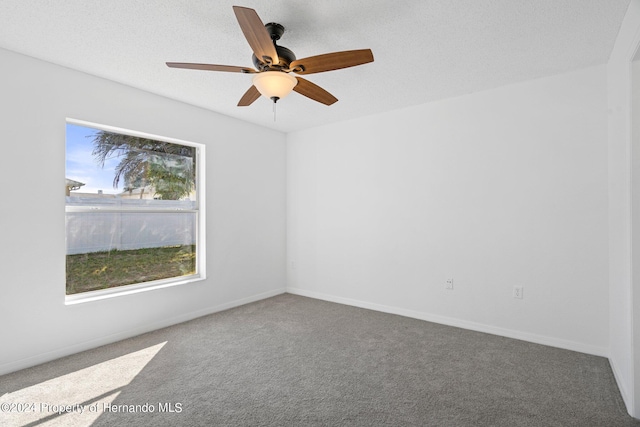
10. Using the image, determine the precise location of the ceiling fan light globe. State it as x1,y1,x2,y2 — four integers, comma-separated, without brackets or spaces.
252,71,297,100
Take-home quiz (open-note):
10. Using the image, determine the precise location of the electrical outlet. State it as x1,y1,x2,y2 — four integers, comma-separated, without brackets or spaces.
513,286,523,299
446,278,454,290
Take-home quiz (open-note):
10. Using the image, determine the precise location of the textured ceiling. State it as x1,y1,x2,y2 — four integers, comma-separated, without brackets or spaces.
0,1,631,133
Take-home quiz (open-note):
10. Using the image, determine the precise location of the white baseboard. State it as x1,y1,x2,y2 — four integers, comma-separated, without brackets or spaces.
286,287,609,358
609,356,635,418
0,288,286,376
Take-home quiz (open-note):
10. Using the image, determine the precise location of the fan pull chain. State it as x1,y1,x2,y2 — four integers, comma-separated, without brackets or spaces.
271,96,279,122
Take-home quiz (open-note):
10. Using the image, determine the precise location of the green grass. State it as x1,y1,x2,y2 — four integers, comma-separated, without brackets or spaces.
66,245,196,295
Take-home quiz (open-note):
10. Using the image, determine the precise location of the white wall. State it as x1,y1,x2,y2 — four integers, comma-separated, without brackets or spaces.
633,59,640,420
287,65,609,357
0,47,286,374
608,0,640,417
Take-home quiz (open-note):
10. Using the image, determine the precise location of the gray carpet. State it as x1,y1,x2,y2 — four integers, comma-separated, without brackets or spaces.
0,294,637,426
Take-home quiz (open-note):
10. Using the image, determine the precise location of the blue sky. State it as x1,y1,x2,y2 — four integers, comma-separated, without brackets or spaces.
66,123,121,194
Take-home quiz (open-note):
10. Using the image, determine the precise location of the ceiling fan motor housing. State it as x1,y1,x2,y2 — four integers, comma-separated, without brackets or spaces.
251,22,296,70
252,46,296,70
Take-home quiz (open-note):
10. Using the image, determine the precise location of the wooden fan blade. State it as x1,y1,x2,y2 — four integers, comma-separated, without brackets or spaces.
238,85,261,106
233,6,279,65
293,77,338,106
290,49,374,75
166,62,256,73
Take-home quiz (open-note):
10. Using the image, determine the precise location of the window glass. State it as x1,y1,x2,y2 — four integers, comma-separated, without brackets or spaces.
65,121,201,297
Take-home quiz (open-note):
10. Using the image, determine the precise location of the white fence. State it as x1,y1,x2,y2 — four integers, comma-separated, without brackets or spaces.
65,197,196,255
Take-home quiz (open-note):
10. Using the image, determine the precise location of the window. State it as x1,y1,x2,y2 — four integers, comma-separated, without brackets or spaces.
65,119,204,302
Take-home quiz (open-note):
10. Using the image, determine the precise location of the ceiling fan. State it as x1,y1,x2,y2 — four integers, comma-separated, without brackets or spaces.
166,6,374,108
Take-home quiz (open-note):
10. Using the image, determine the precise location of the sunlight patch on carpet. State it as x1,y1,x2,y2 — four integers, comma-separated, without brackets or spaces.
0,342,165,426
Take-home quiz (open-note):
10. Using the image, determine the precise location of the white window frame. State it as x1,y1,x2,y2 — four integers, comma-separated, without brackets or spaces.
64,118,206,305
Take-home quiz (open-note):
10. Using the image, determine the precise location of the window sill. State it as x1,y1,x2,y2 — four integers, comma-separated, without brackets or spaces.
64,274,204,305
